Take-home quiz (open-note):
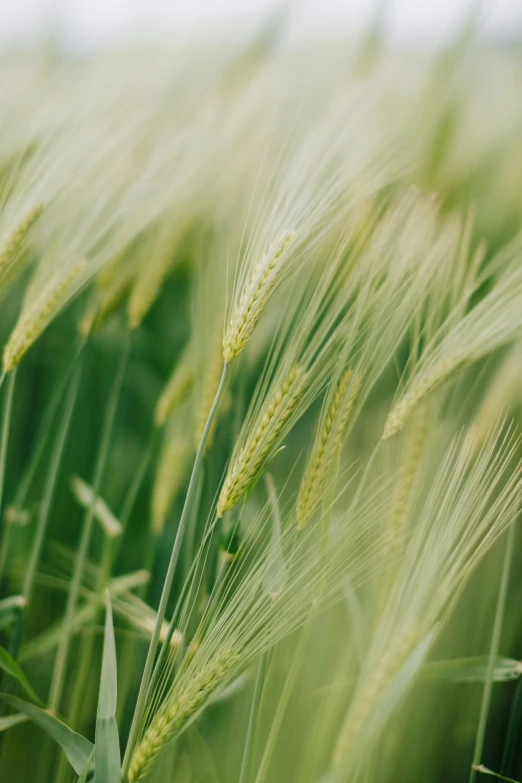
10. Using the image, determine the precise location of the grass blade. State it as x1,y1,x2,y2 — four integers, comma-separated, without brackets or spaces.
472,764,520,782
0,694,93,774
0,646,43,705
424,656,522,683
0,712,27,732
95,591,121,783
77,750,95,783
239,655,266,783
0,596,25,631
49,333,129,713
470,522,516,783
0,368,16,526
121,361,228,778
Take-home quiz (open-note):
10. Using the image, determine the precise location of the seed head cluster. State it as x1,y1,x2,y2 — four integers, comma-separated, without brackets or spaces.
223,231,296,364
217,366,306,516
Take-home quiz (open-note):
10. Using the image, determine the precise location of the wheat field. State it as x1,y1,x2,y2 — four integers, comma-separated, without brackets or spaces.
0,18,522,783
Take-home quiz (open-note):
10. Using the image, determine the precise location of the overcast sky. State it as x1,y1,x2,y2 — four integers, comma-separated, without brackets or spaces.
1,0,522,49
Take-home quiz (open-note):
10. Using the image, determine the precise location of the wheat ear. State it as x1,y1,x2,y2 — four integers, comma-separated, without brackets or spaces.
217,366,306,517
151,436,191,535
388,405,427,545
3,260,87,372
383,353,465,439
296,369,360,529
155,351,194,426
128,650,240,781
0,204,44,274
128,244,175,328
332,629,419,766
223,231,296,364
374,406,427,618
79,256,137,337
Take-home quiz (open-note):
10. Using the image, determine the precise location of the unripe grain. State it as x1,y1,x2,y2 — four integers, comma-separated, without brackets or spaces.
0,204,44,274
223,231,296,364
155,350,194,426
4,260,87,372
383,354,465,439
217,366,306,516
128,649,240,781
296,369,360,529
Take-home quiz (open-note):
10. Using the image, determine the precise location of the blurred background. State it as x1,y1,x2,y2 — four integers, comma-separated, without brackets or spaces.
1,0,522,51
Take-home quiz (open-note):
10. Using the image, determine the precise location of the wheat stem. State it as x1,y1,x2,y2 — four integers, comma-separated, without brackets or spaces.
143,479,215,726
122,361,229,780
55,534,116,783
195,341,224,448
500,671,522,776
48,332,129,714
8,340,84,518
5,349,83,666
116,430,163,727
66,538,115,725
0,368,17,571
151,435,192,535
0,356,81,726
469,521,516,783
239,654,267,783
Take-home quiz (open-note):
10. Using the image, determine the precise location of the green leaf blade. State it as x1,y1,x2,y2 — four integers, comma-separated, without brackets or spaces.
0,694,93,774
0,595,25,631
424,656,521,683
77,750,95,783
0,645,43,704
0,712,27,732
95,591,121,783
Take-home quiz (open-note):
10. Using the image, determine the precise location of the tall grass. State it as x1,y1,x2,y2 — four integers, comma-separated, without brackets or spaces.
0,22,522,783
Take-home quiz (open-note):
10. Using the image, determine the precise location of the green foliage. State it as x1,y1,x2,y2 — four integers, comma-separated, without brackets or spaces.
0,20,522,783
0,646,42,704
1,695,93,774
95,593,121,783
